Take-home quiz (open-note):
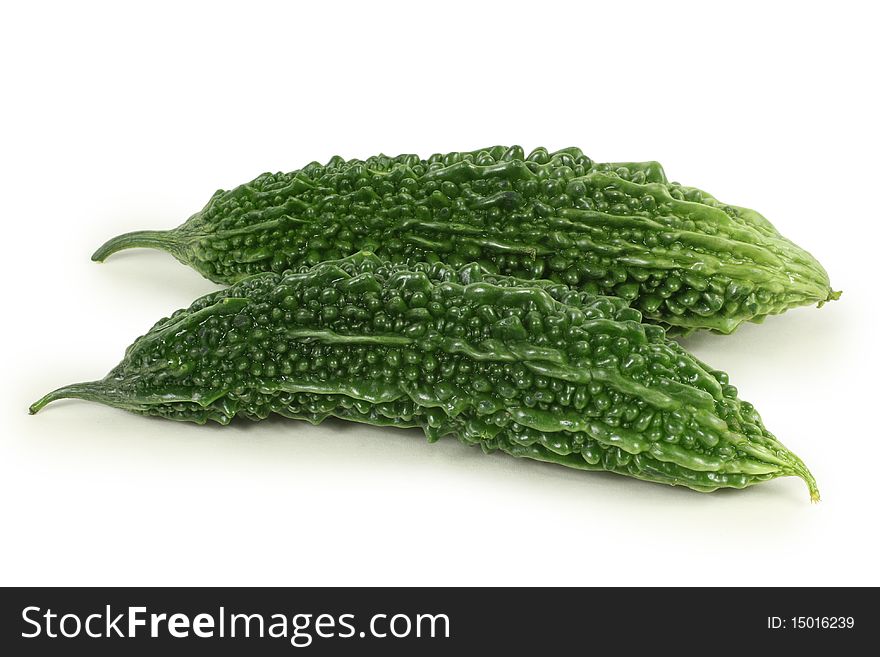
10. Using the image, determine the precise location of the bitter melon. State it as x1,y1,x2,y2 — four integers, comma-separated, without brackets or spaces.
92,146,838,333
32,252,819,499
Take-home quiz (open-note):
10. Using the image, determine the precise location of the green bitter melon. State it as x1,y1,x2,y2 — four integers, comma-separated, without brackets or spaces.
32,252,819,499
92,145,838,334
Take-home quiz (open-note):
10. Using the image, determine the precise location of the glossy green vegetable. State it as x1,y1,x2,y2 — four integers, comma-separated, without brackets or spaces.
32,252,818,499
93,145,837,334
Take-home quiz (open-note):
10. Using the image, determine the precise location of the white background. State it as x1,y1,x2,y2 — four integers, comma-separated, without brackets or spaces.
1,0,878,586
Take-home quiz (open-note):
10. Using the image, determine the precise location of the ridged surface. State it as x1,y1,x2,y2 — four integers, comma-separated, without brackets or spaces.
33,253,818,498
93,145,838,333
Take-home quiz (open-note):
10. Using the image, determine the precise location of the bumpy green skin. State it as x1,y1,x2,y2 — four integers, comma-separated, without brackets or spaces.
93,145,837,334
33,253,818,498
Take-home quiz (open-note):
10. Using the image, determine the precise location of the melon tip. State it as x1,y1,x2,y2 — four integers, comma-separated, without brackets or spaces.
817,289,841,308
